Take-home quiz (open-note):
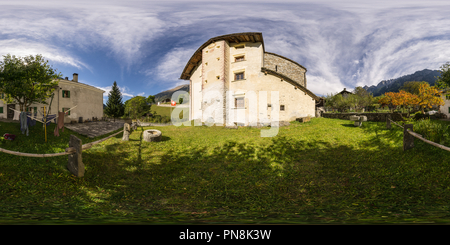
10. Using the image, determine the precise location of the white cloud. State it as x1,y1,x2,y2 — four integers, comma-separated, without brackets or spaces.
0,39,91,71
153,48,196,81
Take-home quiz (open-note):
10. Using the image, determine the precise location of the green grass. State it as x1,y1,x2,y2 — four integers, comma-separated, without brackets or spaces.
1,118,450,224
150,105,174,118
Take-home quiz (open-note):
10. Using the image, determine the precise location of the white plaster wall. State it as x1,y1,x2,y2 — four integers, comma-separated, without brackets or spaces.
191,62,203,121
440,94,450,118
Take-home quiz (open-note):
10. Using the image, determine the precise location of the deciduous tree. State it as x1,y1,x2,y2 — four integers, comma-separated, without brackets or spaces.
435,62,450,89
416,83,444,113
124,96,150,120
0,54,62,111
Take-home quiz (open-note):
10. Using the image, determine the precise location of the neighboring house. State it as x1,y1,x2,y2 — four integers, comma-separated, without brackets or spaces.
315,97,325,117
0,73,105,123
440,89,450,118
338,88,353,98
180,32,319,126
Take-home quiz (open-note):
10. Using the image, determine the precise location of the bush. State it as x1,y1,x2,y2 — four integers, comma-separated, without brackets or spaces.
413,119,450,145
413,112,430,121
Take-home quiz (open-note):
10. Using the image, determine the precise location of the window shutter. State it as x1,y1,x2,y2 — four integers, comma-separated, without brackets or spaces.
62,91,65,98
0,107,3,113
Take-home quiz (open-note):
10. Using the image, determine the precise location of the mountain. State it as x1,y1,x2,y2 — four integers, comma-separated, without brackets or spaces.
154,84,190,102
362,69,441,96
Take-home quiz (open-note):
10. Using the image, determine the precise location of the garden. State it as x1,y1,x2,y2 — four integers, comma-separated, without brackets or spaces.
1,116,450,224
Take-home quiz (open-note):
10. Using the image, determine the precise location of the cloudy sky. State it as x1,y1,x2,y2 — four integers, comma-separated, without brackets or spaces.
1,0,450,102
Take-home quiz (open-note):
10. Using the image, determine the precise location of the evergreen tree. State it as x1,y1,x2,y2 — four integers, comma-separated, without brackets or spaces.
104,81,124,122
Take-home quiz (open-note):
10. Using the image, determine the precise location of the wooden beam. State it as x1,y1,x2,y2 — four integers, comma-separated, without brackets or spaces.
243,35,250,42
249,35,255,42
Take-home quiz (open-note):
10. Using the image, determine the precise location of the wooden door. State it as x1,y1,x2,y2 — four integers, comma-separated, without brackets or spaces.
7,104,15,118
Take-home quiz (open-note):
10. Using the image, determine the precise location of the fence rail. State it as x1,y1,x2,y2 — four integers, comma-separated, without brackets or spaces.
387,117,450,152
0,128,125,177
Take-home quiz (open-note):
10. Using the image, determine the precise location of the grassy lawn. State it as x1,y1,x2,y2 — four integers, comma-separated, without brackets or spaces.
150,104,174,118
1,117,450,224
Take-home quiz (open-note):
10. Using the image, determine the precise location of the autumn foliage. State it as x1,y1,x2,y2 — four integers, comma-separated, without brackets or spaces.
378,83,444,114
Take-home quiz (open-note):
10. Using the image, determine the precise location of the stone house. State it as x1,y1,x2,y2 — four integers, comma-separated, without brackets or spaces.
338,88,353,98
180,32,318,126
0,73,104,123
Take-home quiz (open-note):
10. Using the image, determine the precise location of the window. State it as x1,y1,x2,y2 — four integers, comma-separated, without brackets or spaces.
235,97,244,108
63,108,71,115
0,107,3,114
62,90,70,98
235,56,245,62
235,45,244,49
216,76,220,80
448,107,450,114
235,72,244,81
280,105,285,111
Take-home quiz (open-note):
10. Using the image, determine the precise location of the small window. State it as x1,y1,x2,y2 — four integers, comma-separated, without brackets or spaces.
235,45,244,49
235,97,244,108
280,105,285,111
235,72,244,81
235,56,245,62
216,76,220,80
217,57,220,61
63,108,71,115
267,104,271,108
0,107,3,114
205,80,207,83
62,90,70,98
448,107,450,113
205,62,208,66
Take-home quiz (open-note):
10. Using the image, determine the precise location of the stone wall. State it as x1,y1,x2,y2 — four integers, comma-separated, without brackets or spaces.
323,112,408,122
263,52,306,87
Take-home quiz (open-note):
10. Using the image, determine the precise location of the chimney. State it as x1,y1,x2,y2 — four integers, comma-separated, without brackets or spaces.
73,73,78,82
344,88,346,91
65,77,68,80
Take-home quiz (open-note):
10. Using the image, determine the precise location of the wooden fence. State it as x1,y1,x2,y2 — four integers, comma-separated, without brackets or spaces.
0,129,124,177
386,114,450,152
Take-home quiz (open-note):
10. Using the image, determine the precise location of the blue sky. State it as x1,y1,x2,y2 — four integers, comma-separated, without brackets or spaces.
1,0,450,102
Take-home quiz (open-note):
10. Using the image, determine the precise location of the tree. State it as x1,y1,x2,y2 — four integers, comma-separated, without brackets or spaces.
0,54,62,111
435,62,450,89
352,87,374,111
416,83,444,113
400,81,428,95
147,95,155,104
104,81,125,122
124,96,149,120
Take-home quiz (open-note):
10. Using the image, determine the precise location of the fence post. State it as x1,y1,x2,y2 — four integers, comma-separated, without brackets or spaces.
67,135,85,177
122,123,130,141
403,124,414,151
386,114,391,129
